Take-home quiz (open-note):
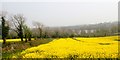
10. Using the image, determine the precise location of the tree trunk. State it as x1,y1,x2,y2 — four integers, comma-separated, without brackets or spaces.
25,38,27,42
25,34,27,42
21,37,23,41
28,35,31,41
20,25,24,41
28,37,31,41
3,38,6,44
39,28,42,39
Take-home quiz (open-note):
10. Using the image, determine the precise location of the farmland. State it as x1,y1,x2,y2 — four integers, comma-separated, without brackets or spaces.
1,1,119,59
6,36,119,58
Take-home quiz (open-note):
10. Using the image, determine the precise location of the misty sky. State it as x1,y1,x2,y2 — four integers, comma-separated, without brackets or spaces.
1,0,119,27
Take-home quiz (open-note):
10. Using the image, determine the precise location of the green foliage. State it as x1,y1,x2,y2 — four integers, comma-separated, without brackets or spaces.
2,17,9,38
23,25,32,42
1,16,9,44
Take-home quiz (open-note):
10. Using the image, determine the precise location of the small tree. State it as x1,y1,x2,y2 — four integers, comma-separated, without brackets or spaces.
23,25,32,42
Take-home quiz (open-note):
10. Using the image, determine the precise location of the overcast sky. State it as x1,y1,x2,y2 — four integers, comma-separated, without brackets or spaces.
1,0,119,27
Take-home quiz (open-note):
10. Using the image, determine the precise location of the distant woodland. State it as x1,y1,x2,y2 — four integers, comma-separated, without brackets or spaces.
0,12,119,44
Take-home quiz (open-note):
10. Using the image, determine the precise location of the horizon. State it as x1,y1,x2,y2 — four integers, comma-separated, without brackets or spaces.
30,21,118,28
1,0,119,27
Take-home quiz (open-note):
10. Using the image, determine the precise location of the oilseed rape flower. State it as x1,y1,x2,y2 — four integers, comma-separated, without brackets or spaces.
20,36,119,58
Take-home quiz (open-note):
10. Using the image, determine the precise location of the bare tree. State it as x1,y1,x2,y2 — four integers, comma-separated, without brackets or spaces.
33,21,44,39
43,27,50,38
11,14,25,41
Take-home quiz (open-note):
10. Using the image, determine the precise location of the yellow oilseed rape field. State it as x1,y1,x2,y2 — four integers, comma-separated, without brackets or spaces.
0,38,34,42
17,36,119,58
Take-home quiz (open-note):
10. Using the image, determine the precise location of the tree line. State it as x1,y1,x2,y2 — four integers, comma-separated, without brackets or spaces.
0,11,119,44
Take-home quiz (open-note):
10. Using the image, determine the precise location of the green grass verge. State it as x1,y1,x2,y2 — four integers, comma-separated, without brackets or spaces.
2,38,54,58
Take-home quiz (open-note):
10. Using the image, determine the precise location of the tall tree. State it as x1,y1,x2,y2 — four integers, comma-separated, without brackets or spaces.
11,14,25,41
0,12,9,44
